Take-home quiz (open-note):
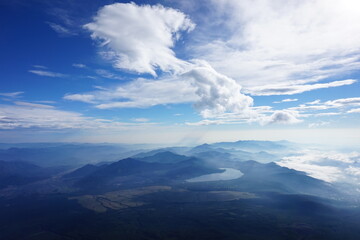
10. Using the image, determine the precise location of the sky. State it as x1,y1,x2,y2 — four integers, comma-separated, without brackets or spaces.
0,0,360,146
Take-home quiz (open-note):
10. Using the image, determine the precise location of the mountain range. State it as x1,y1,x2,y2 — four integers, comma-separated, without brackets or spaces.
0,140,359,239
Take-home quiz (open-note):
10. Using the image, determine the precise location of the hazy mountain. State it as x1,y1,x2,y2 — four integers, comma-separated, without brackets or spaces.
75,154,220,192
0,143,140,167
135,151,191,163
62,164,100,179
185,143,280,164
0,160,55,189
211,140,289,152
131,147,190,158
187,143,215,154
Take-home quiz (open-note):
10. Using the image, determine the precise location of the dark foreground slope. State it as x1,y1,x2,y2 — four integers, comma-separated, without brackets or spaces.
1,192,360,240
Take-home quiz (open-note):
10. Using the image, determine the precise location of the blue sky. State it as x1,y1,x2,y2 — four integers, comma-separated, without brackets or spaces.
1,0,360,145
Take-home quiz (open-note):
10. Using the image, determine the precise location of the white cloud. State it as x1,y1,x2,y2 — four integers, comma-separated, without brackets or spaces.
0,92,23,98
47,22,76,36
308,121,330,128
74,1,350,126
290,97,360,113
245,79,356,96
273,98,298,104
261,110,302,125
84,2,195,76
0,103,151,130
348,108,360,114
14,101,54,109
65,61,305,125
280,161,342,183
32,65,47,69
313,112,341,117
29,70,66,77
34,100,57,104
72,63,87,68
307,100,321,105
63,94,96,103
0,104,96,129
193,0,360,91
184,60,253,118
277,150,360,183
65,76,197,108
186,119,228,126
66,60,255,120
345,166,360,176
95,69,124,80
185,107,302,126
326,97,360,108
132,118,150,122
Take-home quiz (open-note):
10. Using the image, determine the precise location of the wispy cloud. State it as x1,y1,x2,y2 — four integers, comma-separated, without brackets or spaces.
0,91,24,98
308,121,330,128
185,108,302,126
65,76,197,108
95,69,123,80
47,22,77,36
29,70,66,77
290,97,360,112
0,103,154,130
14,101,55,109
132,118,150,122
34,100,56,104
245,79,356,96
313,112,341,117
273,98,298,104
186,119,233,126
63,94,96,103
72,63,87,68
32,65,47,69
193,0,360,91
348,108,360,114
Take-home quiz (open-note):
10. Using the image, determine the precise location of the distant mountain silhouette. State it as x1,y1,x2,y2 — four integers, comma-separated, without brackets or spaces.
62,164,99,179
0,160,51,189
74,153,220,192
0,144,136,167
131,147,189,158
135,151,191,163
212,140,288,152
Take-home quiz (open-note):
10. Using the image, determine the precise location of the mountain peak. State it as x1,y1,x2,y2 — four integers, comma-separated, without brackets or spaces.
137,151,190,164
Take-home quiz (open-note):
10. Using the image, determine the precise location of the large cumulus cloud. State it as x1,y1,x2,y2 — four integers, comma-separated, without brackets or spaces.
85,3,195,76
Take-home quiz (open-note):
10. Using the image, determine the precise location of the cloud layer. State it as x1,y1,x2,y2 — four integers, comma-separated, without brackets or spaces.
245,79,356,96
278,150,360,184
64,76,197,108
0,102,151,130
195,0,360,93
